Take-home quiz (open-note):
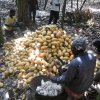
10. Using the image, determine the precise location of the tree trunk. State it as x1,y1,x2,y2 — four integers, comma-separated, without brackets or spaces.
71,0,73,8
61,0,68,28
81,0,83,4
17,0,29,26
77,0,79,10
44,0,48,10
80,0,87,10
0,18,4,47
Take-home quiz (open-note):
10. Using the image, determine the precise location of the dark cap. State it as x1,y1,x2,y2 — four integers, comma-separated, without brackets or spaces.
72,38,86,51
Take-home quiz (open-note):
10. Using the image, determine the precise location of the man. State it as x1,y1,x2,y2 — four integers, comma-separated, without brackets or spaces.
28,0,38,23
87,70,100,100
5,9,23,38
5,9,17,37
93,39,100,54
51,38,96,100
48,0,61,24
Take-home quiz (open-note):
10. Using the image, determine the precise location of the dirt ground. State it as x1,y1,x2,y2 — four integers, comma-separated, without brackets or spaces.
0,0,100,100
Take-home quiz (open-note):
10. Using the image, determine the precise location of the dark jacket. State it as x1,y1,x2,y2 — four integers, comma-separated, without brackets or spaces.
28,0,38,10
52,52,96,94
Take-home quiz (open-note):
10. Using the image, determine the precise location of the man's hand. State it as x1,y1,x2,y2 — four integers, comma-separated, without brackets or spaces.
58,65,68,75
62,65,68,69
54,59,62,67
50,77,57,83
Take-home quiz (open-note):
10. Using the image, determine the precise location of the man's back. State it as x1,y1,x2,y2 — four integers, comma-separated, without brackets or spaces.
5,16,17,31
68,53,96,94
50,0,60,11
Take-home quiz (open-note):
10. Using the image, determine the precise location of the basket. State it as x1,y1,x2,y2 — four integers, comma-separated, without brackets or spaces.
30,75,66,100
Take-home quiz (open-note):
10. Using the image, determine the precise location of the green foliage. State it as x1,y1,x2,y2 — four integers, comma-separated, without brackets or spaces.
96,94,100,100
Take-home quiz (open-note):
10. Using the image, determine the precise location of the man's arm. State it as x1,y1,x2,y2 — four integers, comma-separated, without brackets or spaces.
51,62,78,84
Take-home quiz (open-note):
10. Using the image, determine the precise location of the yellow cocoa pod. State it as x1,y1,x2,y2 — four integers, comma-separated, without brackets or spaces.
24,41,29,46
36,30,41,35
22,94,26,100
38,35,43,38
67,49,71,53
1,67,6,72
30,66,37,71
41,46,48,50
52,45,56,49
51,34,55,38
48,43,52,47
43,42,47,46
37,38,43,43
2,74,6,79
26,77,33,84
68,45,71,49
9,68,13,74
49,57,53,63
53,66,57,72
37,65,42,71
34,70,38,74
58,50,62,56
70,55,74,60
26,73,33,79
52,38,58,41
46,40,51,43
62,35,67,39
39,71,44,75
47,31,52,36
24,66,29,70
31,60,35,65
51,41,58,45
42,60,49,66
17,66,23,70
48,54,52,58
29,43,34,48
45,36,51,39
20,69,26,73
17,62,26,66
18,73,23,79
63,57,69,60
25,62,30,67
42,38,46,42
65,53,70,57
51,61,54,66
66,37,70,41
42,69,48,74
39,53,46,58
4,71,9,76
62,49,67,54
0,82,4,88
13,67,17,71
53,53,57,56
60,56,63,60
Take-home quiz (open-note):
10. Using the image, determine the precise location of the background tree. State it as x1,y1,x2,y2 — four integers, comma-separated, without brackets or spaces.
0,18,4,47
17,0,29,26
71,0,73,8
44,0,48,10
61,0,68,28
